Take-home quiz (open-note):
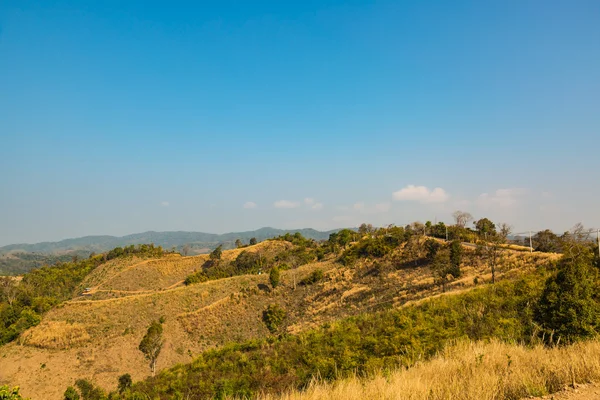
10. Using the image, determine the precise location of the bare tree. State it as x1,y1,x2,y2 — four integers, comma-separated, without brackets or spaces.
182,244,191,256
453,211,473,228
562,223,594,258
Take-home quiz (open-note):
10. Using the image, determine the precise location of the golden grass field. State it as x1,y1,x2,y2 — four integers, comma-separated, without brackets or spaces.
255,339,600,400
0,241,561,399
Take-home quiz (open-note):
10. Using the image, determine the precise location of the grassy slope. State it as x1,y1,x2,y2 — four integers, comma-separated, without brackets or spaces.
258,339,600,400
0,241,558,400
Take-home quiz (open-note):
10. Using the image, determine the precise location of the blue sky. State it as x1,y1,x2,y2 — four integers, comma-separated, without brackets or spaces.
1,0,599,245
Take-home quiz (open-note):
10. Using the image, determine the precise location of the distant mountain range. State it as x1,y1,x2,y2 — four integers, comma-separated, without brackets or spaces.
0,227,341,275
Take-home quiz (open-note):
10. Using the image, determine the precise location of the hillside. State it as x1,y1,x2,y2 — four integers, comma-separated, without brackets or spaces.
0,230,562,400
0,228,341,275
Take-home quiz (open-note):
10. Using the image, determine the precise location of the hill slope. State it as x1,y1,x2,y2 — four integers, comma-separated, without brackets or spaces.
0,236,559,399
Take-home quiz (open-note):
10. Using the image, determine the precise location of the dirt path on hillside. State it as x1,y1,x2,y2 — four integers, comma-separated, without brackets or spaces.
531,383,600,400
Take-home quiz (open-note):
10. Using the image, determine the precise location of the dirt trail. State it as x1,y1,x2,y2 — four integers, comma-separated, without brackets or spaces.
531,384,600,400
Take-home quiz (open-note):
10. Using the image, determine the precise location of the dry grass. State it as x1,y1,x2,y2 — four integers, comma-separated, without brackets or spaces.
19,321,91,349
256,339,600,400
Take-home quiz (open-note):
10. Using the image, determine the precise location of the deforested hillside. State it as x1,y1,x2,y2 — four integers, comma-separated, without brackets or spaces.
0,223,570,400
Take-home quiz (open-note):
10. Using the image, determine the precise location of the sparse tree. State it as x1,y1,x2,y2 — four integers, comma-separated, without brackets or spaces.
182,244,191,256
269,266,280,289
249,237,257,246
453,211,473,228
139,320,164,376
235,239,243,248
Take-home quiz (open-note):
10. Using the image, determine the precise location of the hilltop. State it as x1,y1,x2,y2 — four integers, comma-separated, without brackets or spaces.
0,227,341,275
0,226,567,400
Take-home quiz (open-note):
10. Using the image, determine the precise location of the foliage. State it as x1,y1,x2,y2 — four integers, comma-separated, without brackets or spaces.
74,379,106,400
535,252,600,343
63,387,80,400
0,386,28,400
117,374,132,394
300,269,324,285
210,245,223,262
262,304,287,333
105,244,165,261
474,218,496,236
139,321,164,376
339,227,409,266
249,238,258,246
430,248,460,292
449,240,463,270
269,267,281,289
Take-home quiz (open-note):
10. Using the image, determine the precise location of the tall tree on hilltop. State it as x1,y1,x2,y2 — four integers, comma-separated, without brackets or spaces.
474,218,496,236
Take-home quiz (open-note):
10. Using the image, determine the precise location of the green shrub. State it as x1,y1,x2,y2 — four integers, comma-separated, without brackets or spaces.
269,267,281,289
63,386,80,400
300,269,324,285
0,385,28,400
262,304,287,333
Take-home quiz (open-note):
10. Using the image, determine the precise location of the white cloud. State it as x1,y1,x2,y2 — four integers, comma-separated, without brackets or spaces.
311,202,324,210
392,185,449,203
160,201,169,207
476,188,526,209
304,198,315,205
274,200,300,209
243,201,257,209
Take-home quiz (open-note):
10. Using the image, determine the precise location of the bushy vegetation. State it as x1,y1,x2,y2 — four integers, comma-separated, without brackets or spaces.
338,226,410,265
300,269,324,285
184,233,321,286
104,244,166,261
0,385,28,400
0,251,90,276
262,304,287,333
